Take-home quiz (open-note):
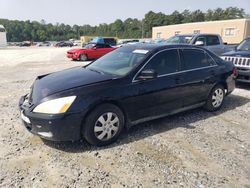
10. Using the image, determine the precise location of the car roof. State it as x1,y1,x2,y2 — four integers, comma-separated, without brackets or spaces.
174,34,194,37
121,43,203,53
176,33,220,37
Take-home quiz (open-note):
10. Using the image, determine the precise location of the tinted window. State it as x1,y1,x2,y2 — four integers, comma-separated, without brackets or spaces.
206,35,220,46
104,38,117,46
167,35,193,44
237,38,250,51
96,44,106,48
181,49,214,70
144,49,179,75
195,37,206,45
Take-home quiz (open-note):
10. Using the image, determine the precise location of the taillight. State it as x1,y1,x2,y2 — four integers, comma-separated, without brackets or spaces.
232,67,238,77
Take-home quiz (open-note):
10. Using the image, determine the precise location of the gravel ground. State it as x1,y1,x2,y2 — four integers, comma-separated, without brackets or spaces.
0,47,250,188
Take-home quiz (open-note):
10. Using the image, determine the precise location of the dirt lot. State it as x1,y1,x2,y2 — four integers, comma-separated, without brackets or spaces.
0,47,250,188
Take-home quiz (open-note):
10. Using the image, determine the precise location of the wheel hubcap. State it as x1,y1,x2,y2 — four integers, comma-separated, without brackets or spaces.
212,88,224,108
94,112,119,141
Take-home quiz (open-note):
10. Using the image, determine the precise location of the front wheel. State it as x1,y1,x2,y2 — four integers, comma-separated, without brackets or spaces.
80,54,88,61
204,85,225,111
83,104,125,146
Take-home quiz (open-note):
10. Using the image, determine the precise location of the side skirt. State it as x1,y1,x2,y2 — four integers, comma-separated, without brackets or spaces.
129,102,206,126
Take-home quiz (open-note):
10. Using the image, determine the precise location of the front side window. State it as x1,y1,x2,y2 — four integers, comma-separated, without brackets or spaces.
143,49,179,76
96,44,105,48
206,36,220,46
181,49,214,70
195,37,206,46
83,43,96,49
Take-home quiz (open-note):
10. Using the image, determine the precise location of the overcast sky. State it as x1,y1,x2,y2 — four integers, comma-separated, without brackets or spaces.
0,0,249,26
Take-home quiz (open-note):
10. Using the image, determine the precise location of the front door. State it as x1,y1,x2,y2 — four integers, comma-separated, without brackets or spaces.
124,49,185,122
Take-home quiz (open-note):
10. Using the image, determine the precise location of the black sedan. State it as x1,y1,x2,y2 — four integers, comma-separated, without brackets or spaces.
19,44,236,146
55,41,73,47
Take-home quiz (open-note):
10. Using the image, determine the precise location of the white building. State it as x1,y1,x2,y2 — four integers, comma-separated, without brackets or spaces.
0,25,7,47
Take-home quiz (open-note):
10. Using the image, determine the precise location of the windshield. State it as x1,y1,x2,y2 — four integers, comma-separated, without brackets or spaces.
86,48,148,76
166,35,193,44
237,39,250,51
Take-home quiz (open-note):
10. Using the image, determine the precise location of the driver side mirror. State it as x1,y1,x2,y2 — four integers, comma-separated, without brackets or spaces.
195,41,204,46
92,46,97,50
137,69,157,80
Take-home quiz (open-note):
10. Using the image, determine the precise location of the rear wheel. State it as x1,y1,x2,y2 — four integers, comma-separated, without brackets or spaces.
83,104,124,146
204,85,225,111
80,54,87,61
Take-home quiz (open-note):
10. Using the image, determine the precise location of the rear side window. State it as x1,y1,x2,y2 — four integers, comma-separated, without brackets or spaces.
181,49,215,70
144,49,179,75
206,35,220,46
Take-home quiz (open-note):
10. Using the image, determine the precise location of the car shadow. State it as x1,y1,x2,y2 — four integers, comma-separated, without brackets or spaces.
42,93,250,152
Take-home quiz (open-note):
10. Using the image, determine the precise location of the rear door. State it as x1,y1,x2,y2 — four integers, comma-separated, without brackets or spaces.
179,48,217,107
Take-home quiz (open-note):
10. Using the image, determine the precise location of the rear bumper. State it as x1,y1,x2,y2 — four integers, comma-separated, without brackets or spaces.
19,96,82,141
237,69,250,83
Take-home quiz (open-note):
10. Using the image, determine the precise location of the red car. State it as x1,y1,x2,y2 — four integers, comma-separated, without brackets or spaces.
67,43,116,61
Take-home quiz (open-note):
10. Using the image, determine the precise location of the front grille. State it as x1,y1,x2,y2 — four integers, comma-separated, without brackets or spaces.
221,56,250,69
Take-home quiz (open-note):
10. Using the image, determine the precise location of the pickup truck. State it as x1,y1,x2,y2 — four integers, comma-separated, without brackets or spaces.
221,37,250,83
165,34,235,56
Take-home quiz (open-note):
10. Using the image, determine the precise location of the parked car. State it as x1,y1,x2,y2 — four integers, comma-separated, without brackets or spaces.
165,34,236,55
55,41,73,47
67,43,116,61
36,41,51,47
91,37,117,46
19,44,236,146
221,37,250,83
117,39,140,47
73,40,81,46
19,41,31,47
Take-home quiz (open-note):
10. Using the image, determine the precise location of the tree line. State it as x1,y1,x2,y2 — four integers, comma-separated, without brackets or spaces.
0,7,248,42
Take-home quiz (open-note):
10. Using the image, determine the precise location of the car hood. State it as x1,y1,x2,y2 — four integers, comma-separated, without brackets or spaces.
31,66,115,104
222,50,250,58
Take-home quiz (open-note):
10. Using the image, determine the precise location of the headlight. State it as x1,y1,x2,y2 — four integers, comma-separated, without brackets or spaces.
33,96,76,114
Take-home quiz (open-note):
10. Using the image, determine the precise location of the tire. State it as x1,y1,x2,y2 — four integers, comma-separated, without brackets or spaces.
204,85,225,112
83,104,125,146
80,54,87,61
